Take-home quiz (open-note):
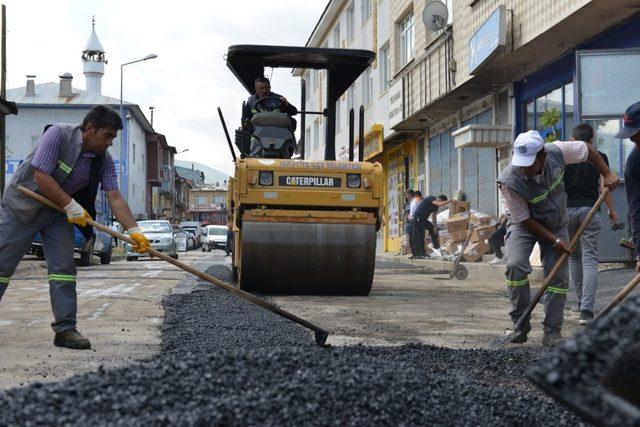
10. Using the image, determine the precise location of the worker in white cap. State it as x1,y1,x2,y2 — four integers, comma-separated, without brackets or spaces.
496,130,618,346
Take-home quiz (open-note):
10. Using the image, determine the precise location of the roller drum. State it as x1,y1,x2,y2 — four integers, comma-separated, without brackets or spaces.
239,221,376,295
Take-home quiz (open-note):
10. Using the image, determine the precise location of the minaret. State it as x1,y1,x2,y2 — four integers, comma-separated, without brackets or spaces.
82,17,106,94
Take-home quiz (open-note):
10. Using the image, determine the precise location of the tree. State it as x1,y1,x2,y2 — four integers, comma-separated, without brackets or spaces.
539,108,561,142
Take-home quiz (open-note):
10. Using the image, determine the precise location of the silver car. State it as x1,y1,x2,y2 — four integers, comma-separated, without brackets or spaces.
125,220,178,261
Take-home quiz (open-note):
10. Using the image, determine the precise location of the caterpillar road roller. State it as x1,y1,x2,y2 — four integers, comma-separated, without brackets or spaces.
220,45,383,295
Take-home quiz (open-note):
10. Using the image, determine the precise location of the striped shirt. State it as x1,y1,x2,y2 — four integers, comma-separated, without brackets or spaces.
31,125,118,195
500,140,589,223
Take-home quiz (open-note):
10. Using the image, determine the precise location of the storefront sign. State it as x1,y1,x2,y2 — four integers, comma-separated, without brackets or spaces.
388,79,404,129
577,49,640,117
189,203,223,212
468,5,506,75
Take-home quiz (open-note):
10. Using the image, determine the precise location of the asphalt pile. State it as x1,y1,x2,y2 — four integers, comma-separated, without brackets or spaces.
528,295,640,427
0,264,582,426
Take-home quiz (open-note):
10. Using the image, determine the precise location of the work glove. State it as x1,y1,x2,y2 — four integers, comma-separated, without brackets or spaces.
127,227,150,254
63,199,92,227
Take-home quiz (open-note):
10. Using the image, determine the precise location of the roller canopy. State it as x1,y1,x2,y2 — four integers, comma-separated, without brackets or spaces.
226,44,374,102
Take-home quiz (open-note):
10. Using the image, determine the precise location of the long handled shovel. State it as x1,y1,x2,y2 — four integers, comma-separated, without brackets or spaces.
595,271,640,320
18,186,330,346
491,188,610,349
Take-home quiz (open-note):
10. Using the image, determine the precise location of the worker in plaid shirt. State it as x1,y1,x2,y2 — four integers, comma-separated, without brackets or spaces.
0,106,150,350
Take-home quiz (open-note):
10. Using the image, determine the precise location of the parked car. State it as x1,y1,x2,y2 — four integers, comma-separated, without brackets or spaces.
125,220,178,261
202,225,227,252
174,231,188,252
30,224,113,266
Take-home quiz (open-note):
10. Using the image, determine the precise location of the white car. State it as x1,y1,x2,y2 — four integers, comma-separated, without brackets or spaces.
202,225,227,252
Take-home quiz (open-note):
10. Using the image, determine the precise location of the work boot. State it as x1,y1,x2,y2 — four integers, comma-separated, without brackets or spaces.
54,329,91,350
505,325,528,344
542,330,563,347
579,310,594,325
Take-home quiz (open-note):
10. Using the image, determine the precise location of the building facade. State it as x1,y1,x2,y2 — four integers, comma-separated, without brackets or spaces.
187,184,228,225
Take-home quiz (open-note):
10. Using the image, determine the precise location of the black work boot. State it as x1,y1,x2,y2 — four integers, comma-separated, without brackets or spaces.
54,329,91,350
542,330,563,347
579,310,594,325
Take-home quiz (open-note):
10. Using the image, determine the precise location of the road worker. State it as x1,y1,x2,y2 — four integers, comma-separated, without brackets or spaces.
0,105,150,350
497,130,618,346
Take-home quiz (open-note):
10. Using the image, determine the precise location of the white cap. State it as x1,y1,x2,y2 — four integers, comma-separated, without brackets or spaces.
511,130,544,167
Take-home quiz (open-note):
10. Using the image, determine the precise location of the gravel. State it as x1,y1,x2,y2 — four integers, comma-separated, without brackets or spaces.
528,295,640,427
0,264,583,426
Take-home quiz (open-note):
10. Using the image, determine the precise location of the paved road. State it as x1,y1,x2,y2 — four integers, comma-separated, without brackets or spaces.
0,249,224,390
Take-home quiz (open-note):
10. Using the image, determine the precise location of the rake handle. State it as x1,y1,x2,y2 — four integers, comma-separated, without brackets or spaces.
17,185,329,343
513,188,610,331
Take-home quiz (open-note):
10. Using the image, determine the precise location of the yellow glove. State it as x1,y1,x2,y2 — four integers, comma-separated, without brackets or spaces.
63,199,92,227
127,227,150,253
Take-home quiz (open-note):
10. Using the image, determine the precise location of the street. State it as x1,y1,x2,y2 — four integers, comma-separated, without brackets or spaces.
4,248,633,389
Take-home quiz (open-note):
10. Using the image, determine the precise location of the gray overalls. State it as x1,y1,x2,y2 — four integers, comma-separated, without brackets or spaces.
0,124,107,333
497,144,569,333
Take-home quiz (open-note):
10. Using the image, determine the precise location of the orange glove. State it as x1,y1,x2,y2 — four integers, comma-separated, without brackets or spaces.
127,227,150,253
63,199,92,227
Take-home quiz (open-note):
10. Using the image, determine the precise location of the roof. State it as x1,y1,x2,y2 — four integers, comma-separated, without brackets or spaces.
7,82,153,133
226,44,374,98
83,28,105,53
175,165,205,184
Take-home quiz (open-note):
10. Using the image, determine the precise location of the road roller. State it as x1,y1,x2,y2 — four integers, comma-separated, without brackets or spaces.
220,45,383,295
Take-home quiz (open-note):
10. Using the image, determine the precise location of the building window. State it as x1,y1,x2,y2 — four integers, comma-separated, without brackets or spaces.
305,72,311,101
213,195,225,204
333,25,340,49
379,44,390,94
361,0,371,25
311,69,318,92
313,119,320,152
399,12,415,68
346,3,355,44
132,143,136,164
305,127,311,148
196,196,208,204
362,67,373,107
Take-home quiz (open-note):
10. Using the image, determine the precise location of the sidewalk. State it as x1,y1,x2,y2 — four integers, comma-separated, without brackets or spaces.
376,251,545,284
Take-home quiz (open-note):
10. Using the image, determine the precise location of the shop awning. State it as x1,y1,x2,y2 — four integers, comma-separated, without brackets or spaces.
452,124,512,149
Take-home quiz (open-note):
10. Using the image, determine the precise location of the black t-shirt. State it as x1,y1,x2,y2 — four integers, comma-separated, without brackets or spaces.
563,150,609,208
414,196,437,220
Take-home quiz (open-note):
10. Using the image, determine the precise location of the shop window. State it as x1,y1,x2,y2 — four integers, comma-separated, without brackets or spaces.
589,119,635,178
525,101,534,131
563,83,574,137
522,81,573,141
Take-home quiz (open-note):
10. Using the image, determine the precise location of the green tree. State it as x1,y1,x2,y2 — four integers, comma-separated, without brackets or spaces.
539,108,561,142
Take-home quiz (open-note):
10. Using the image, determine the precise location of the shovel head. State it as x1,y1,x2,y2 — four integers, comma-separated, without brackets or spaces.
314,329,329,346
490,328,526,350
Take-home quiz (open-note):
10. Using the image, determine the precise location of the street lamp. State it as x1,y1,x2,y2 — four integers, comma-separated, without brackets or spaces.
176,149,190,155
119,53,158,195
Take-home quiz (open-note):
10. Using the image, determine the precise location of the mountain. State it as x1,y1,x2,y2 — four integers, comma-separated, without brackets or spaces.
175,160,230,185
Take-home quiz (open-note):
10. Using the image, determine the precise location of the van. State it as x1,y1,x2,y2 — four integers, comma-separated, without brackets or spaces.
202,225,227,252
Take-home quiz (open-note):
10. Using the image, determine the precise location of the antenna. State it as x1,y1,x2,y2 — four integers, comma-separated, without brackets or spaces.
422,1,448,33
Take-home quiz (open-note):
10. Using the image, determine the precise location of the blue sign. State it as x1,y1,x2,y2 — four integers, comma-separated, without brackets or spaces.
468,5,506,74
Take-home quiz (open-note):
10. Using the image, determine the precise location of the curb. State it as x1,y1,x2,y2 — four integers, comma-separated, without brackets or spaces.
376,252,545,283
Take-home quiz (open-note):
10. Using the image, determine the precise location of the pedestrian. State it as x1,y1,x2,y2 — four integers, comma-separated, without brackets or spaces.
0,106,151,350
564,123,619,325
616,102,640,273
408,191,422,257
497,130,618,346
488,212,508,265
411,194,450,259
403,189,415,256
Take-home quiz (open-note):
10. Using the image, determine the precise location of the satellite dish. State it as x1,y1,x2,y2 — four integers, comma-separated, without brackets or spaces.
422,1,448,32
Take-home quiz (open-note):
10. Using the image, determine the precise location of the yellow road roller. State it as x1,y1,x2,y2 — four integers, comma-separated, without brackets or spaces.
221,45,383,295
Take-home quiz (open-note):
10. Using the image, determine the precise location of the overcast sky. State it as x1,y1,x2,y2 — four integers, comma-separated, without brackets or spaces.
3,0,327,175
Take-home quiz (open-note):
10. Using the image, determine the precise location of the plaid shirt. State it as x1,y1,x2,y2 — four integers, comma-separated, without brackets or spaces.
31,125,118,195
501,140,589,223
